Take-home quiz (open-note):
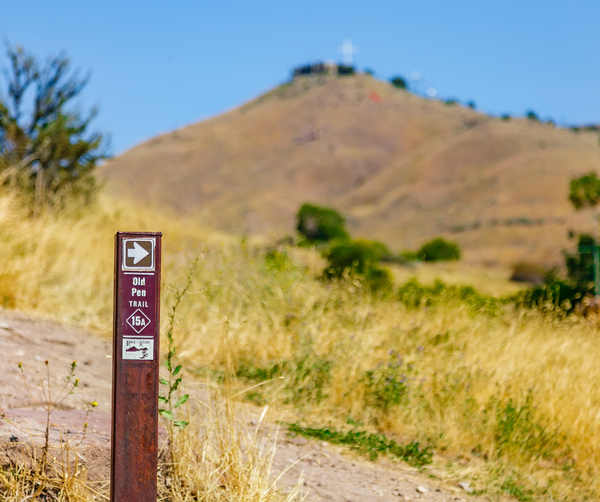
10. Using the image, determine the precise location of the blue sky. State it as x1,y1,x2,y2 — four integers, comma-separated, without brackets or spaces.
1,1,598,154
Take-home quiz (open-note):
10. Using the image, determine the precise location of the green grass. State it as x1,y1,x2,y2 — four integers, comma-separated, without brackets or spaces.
285,422,433,466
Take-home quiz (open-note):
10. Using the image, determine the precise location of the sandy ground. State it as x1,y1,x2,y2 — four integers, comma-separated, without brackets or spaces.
0,309,482,501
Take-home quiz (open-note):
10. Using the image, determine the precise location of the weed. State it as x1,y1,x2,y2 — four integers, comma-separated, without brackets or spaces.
286,423,433,465
501,477,534,502
0,361,97,500
287,352,332,404
236,352,332,406
363,352,410,415
490,393,562,461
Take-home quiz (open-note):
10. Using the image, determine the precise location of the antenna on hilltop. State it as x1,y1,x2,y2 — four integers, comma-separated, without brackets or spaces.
338,38,358,66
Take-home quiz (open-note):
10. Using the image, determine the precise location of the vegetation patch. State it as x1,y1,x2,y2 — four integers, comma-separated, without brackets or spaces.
417,237,461,261
286,423,433,466
296,203,349,244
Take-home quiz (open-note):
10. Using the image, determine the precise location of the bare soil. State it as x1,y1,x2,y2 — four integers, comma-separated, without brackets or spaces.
0,309,483,501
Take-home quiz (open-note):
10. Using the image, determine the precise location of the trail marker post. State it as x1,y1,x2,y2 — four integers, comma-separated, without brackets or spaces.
111,231,162,502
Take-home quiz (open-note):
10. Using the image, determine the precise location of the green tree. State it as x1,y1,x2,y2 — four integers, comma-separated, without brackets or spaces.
0,43,108,210
296,203,349,244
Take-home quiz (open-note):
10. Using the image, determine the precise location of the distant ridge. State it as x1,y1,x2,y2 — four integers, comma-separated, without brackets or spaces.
100,74,600,266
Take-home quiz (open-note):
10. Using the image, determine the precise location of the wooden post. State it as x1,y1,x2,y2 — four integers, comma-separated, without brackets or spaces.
111,231,162,502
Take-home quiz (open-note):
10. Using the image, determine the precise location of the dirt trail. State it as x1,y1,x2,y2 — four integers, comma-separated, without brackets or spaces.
0,309,482,501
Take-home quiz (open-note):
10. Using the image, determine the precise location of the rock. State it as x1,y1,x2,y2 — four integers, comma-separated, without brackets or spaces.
458,481,473,493
416,486,428,494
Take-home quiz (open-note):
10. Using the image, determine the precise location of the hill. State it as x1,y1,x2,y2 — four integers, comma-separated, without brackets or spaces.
100,73,600,266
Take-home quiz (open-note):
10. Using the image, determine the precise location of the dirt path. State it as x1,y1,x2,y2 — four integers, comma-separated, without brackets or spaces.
0,309,482,501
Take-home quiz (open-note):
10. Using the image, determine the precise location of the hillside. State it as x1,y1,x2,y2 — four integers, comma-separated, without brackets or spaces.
100,73,600,266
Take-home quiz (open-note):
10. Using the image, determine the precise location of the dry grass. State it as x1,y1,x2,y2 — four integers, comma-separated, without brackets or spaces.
2,189,600,499
0,361,304,502
159,388,304,502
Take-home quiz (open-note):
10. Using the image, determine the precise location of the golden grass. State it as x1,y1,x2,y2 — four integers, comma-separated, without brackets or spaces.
2,189,600,499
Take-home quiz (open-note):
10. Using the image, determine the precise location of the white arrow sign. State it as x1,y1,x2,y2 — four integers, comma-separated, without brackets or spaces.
127,242,150,264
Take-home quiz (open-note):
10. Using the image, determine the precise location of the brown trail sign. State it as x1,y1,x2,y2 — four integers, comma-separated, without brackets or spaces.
111,231,162,501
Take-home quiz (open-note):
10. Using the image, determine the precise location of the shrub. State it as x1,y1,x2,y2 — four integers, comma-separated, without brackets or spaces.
390,76,407,89
569,173,600,209
510,262,548,286
417,237,461,261
526,110,540,121
337,65,355,76
296,203,349,244
564,234,596,290
513,275,583,314
322,239,393,292
323,239,386,276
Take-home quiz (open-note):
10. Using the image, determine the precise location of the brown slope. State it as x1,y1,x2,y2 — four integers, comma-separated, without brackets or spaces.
100,74,600,266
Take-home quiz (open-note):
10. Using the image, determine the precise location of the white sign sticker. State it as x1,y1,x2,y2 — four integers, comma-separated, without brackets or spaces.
123,339,154,360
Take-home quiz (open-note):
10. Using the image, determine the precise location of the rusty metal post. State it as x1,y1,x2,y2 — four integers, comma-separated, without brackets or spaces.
111,231,162,502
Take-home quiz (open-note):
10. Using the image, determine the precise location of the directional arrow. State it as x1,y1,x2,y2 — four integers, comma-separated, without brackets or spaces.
127,242,150,264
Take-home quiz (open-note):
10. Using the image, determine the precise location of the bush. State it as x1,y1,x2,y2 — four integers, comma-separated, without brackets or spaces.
510,262,548,286
526,110,540,121
322,239,393,292
513,276,583,314
296,203,349,244
417,238,461,261
564,234,596,290
322,239,388,277
390,76,407,89
337,65,355,76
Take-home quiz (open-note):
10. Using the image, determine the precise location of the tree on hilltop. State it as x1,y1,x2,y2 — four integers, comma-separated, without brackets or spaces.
0,42,108,211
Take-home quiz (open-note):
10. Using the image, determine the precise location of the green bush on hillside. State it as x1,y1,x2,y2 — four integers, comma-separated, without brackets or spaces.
296,203,349,244
390,76,407,89
322,239,393,292
417,238,461,261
